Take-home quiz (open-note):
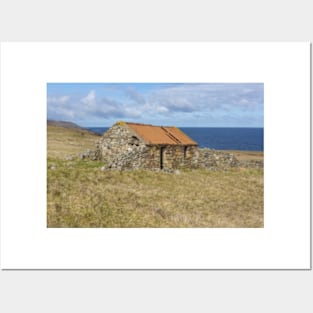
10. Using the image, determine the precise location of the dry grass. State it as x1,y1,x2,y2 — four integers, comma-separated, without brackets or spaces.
47,124,101,158
47,124,264,228
225,150,264,161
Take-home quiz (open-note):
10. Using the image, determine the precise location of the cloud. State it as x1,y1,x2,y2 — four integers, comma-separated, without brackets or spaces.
155,106,169,113
47,103,75,120
91,96,140,119
48,90,143,121
81,90,96,107
148,83,263,113
47,95,70,104
124,87,146,104
47,83,264,127
47,95,74,121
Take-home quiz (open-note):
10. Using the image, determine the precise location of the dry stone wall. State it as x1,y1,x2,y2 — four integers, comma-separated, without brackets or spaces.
97,123,147,164
97,144,200,171
104,146,150,170
197,148,239,170
88,123,263,171
161,145,199,169
238,159,264,169
197,149,263,170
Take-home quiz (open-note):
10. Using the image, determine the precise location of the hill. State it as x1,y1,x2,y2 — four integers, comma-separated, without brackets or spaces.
47,121,100,158
47,120,84,129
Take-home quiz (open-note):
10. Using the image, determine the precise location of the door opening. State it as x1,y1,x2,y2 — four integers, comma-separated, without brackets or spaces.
160,147,165,169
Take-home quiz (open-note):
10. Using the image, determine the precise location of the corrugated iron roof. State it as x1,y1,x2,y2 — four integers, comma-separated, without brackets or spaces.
125,122,198,145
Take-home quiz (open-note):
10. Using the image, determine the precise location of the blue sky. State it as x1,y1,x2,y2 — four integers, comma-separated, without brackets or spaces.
47,83,264,127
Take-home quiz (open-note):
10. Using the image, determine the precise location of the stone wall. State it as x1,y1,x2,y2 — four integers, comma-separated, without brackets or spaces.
238,159,264,169
85,144,263,171
97,123,147,164
197,148,263,170
104,146,149,170
92,123,263,171
98,144,200,170
197,148,239,170
160,145,199,169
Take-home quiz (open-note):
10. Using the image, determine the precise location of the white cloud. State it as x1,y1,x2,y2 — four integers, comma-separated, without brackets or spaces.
148,83,264,113
156,106,169,113
81,90,96,107
47,95,70,104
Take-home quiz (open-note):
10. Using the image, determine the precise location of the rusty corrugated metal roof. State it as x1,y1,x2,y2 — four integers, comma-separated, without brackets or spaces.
125,122,198,145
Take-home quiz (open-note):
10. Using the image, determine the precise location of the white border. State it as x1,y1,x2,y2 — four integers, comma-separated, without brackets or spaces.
0,42,310,269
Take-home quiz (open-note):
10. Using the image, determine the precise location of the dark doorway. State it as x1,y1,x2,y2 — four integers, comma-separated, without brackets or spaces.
184,146,188,159
160,147,165,169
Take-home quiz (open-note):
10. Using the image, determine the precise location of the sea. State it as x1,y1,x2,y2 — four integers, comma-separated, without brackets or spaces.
86,127,264,152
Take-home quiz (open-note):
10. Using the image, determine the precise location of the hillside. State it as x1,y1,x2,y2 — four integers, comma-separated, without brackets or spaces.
47,120,84,129
47,122,100,158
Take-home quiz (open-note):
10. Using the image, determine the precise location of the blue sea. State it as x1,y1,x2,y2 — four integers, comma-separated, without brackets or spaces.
86,127,264,151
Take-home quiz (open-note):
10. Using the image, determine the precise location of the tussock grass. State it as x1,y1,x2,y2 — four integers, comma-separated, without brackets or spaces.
47,124,264,228
47,159,263,227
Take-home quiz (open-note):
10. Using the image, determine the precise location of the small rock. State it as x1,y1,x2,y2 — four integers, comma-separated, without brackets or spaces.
64,155,74,161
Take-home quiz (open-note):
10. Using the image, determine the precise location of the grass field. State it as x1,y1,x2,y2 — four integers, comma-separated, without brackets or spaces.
47,124,264,228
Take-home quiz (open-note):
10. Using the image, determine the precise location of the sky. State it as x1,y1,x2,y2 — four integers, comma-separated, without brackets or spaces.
47,83,264,127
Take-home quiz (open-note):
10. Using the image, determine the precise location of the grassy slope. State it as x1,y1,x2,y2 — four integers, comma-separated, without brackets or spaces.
47,124,100,158
47,124,264,228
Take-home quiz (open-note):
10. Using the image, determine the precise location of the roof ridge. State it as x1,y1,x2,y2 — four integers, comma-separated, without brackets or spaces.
125,122,154,127
125,121,174,128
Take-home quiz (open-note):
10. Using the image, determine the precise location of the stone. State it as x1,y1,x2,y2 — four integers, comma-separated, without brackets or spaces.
64,155,74,161
79,150,98,160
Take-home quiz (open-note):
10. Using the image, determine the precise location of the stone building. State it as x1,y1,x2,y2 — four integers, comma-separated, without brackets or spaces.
96,121,199,170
